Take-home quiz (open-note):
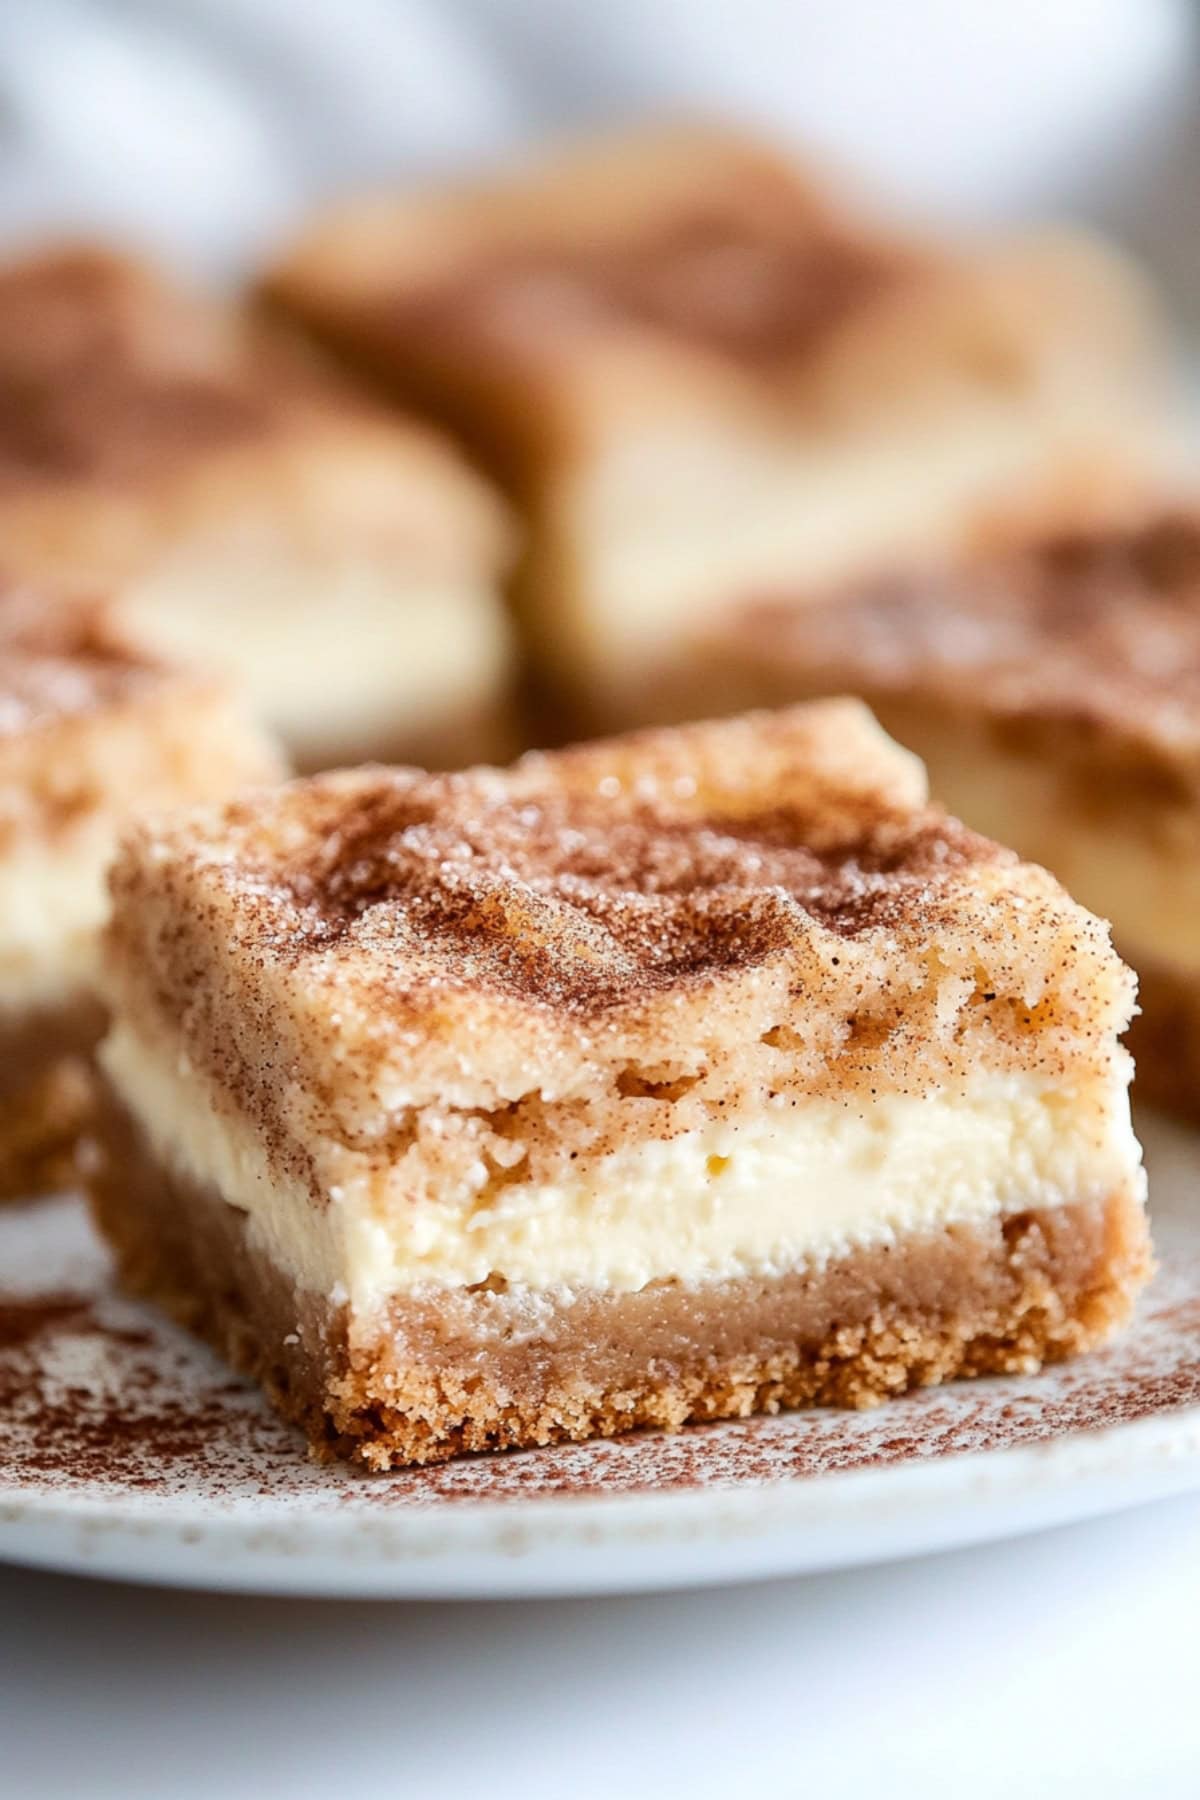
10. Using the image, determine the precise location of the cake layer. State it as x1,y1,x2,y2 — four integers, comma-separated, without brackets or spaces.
89,1090,1152,1467
0,826,124,1008
99,706,1137,1164
102,1016,1143,1305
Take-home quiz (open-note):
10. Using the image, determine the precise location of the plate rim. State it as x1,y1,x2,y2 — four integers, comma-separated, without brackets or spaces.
4,1396,1200,1598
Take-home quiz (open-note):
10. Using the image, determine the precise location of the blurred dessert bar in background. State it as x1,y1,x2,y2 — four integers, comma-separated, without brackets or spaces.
0,246,517,770
264,123,1180,735
0,588,281,1196
86,703,1149,1467
689,506,1200,1120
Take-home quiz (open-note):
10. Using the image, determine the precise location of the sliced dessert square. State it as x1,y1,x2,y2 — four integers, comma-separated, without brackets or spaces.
698,507,1200,1120
0,587,282,1195
264,122,1175,732
0,245,516,770
87,703,1150,1467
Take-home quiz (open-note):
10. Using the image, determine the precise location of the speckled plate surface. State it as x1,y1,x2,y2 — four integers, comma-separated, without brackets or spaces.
2,1110,1199,1599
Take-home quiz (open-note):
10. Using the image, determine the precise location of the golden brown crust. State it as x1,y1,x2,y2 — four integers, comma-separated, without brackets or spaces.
87,1085,1153,1469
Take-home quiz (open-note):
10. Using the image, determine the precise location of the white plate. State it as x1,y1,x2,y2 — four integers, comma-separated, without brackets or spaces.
2,1111,1199,1599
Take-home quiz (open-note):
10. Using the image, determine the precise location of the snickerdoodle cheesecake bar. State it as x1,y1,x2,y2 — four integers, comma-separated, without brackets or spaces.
264,122,1176,732
86,704,1150,1467
696,508,1200,1120
0,587,282,1195
0,245,515,770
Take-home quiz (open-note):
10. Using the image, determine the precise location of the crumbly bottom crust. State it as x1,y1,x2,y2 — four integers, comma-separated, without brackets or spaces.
86,1090,1152,1469
0,998,105,1198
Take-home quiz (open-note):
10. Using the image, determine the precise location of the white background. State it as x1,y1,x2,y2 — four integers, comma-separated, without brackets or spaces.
3,1494,1200,1796
0,0,1197,313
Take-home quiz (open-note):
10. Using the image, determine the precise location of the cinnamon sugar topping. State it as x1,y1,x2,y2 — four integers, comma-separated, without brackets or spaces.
0,586,165,737
736,510,1200,772
108,702,1037,1021
0,249,274,488
385,203,915,367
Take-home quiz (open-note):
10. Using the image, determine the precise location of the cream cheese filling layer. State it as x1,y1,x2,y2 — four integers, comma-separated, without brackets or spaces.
102,1021,1144,1311
0,824,117,1009
118,557,511,762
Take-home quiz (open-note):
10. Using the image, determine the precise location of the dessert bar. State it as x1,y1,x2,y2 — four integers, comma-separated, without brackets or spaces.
0,245,515,769
266,123,1175,732
88,704,1150,1465
0,588,281,1194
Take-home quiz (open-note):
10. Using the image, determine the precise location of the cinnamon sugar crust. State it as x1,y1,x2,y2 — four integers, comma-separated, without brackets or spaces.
0,584,167,740
343,167,920,379
101,703,1136,1199
264,125,913,342
0,247,269,488
723,509,1200,791
0,244,511,589
87,1090,1152,1469
263,121,1156,427
0,585,284,851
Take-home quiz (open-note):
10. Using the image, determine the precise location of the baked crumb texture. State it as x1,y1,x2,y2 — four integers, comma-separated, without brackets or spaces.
0,587,282,1196
91,704,1149,1466
0,244,515,768
264,121,1176,728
